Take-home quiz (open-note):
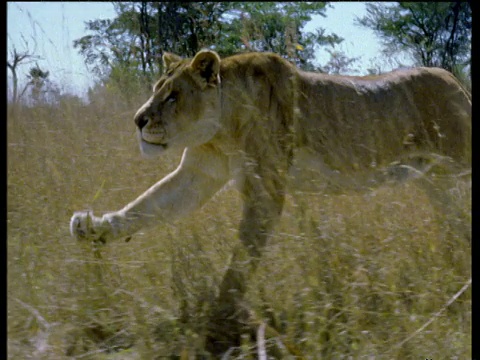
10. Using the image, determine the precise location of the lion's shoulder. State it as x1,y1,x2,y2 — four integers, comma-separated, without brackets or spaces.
219,52,296,79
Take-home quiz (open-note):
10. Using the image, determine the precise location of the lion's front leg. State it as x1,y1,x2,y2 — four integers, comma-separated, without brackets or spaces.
70,209,138,243
206,155,287,355
70,211,114,244
70,145,230,243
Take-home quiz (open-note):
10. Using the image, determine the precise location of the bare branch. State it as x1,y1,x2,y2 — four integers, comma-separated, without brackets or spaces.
7,46,41,104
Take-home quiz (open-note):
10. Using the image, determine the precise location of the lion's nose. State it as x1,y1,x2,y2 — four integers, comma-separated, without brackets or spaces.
134,113,149,130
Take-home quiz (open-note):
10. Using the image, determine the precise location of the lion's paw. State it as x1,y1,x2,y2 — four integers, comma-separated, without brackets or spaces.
70,211,106,244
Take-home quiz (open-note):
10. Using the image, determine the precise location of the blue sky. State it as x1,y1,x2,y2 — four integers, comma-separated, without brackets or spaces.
7,2,413,97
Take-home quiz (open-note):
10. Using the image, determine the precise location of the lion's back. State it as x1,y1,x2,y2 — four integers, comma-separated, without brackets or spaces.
213,52,470,170
294,66,471,169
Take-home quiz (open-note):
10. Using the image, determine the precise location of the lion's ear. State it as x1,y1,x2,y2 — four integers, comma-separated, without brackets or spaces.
162,52,182,72
190,50,221,87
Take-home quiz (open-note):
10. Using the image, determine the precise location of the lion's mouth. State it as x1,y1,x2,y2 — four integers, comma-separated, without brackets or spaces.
136,129,168,155
142,138,168,149
141,130,168,147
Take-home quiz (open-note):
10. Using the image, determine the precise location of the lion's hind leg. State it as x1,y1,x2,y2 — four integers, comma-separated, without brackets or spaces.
415,170,471,242
385,153,471,242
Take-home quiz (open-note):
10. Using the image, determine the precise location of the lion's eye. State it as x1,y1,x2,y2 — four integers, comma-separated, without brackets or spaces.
166,92,177,104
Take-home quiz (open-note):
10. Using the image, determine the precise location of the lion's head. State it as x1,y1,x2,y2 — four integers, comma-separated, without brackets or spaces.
134,50,222,157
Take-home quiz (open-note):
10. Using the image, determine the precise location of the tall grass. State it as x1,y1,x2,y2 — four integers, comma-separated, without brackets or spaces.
7,87,471,359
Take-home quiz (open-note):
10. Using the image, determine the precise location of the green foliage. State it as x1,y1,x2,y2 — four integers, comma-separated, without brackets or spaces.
322,48,360,75
357,2,471,75
74,2,234,79
28,65,49,80
217,2,341,70
21,64,63,106
73,1,344,81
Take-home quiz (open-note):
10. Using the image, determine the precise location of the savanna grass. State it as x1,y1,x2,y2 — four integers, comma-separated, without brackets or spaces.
8,87,471,358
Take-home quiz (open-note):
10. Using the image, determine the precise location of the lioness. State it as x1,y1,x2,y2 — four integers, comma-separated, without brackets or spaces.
70,50,471,355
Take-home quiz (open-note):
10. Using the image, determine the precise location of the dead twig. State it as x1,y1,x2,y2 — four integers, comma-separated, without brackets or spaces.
390,277,471,351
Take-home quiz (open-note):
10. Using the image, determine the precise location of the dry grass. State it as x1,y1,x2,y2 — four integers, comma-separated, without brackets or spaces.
7,90,471,359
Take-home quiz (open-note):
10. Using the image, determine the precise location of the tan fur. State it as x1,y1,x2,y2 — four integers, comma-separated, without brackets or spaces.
135,51,471,190
70,50,471,355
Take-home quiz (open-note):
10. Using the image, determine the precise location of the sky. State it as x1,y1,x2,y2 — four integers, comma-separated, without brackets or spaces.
7,2,413,98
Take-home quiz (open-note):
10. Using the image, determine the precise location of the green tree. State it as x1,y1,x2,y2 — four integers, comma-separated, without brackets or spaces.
26,64,51,105
356,2,471,76
74,2,235,80
322,48,359,74
74,2,347,81
219,2,343,70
